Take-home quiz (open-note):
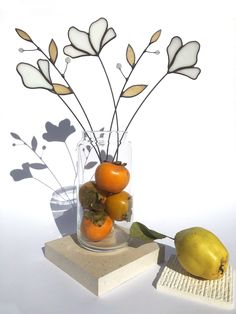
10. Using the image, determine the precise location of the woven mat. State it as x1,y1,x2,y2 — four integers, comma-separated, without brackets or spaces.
155,255,234,309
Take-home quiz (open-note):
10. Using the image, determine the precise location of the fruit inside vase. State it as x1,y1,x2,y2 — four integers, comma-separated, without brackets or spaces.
79,161,132,244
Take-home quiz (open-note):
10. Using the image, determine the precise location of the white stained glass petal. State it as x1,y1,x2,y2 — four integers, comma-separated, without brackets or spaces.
169,41,200,72
89,18,108,53
64,45,88,58
37,59,51,81
68,27,95,55
175,67,201,79
167,36,183,66
102,28,116,47
17,63,52,89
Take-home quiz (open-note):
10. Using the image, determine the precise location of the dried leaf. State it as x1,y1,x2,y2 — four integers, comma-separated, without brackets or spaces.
49,39,58,64
150,29,161,44
29,163,47,170
122,84,147,98
15,28,32,42
126,44,135,67
84,161,98,169
10,132,21,140
31,136,37,151
53,84,72,95
130,222,167,242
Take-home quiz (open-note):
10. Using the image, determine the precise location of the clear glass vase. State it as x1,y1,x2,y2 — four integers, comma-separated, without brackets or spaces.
77,130,132,251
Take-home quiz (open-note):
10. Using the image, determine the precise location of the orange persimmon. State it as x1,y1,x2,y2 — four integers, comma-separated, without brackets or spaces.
80,214,113,242
106,191,132,221
95,161,130,193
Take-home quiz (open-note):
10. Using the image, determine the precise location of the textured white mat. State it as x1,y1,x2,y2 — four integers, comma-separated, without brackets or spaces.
155,255,234,309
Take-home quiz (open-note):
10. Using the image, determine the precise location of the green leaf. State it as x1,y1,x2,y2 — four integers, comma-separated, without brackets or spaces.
130,222,167,242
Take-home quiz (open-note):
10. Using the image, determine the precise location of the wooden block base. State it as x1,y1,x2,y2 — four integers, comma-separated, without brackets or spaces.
45,234,163,296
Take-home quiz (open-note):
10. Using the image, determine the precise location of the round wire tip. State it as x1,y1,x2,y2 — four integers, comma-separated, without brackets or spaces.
65,57,71,63
116,63,122,69
18,48,24,53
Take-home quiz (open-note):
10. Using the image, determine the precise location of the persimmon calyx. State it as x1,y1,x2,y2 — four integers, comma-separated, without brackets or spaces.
84,210,107,226
102,160,127,166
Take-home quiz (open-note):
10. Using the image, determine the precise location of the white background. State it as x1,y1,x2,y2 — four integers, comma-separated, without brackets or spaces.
1,0,236,313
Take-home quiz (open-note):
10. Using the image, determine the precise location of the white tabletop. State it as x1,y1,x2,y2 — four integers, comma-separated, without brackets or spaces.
1,181,235,314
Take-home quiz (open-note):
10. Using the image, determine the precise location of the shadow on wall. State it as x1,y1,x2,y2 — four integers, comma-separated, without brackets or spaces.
9,119,78,237
50,185,77,236
9,119,110,237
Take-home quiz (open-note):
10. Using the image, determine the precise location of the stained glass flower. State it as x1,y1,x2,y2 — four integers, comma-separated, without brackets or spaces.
16,59,53,91
17,60,72,95
63,17,116,58
42,119,76,142
167,36,201,79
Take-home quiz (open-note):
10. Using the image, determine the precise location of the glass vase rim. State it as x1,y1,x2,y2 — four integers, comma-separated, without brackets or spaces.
82,130,128,135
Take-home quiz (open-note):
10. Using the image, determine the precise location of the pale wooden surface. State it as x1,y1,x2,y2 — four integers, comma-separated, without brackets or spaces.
45,234,164,296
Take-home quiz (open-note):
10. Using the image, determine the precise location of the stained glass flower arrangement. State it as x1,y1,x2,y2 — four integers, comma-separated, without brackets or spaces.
14,17,201,249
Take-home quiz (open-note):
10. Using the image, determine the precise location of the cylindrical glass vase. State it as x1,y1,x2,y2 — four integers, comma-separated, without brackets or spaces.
77,130,132,251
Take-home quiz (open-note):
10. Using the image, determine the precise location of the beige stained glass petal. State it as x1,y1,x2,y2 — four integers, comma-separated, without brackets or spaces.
102,28,116,47
53,84,72,95
37,59,51,81
68,27,95,55
49,39,58,64
63,45,88,58
126,44,135,67
122,85,147,98
175,67,201,79
17,63,52,90
150,30,161,44
167,36,182,66
89,18,108,53
15,28,32,41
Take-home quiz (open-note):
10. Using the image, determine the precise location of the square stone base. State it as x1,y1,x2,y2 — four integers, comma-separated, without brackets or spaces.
45,234,163,296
